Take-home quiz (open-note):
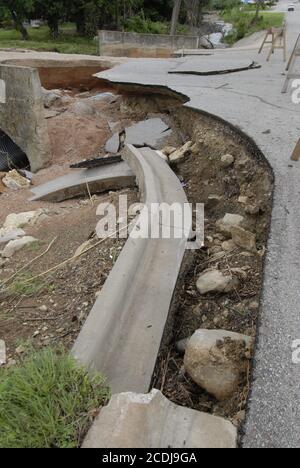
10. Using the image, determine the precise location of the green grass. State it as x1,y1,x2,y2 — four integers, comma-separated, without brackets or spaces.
222,9,285,44
0,347,110,448
0,24,98,55
10,272,52,297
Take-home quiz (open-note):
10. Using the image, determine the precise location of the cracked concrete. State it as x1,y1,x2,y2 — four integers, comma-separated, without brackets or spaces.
94,0,300,447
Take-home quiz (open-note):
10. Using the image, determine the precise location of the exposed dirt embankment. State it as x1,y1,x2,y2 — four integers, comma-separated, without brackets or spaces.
0,87,273,431
116,93,273,425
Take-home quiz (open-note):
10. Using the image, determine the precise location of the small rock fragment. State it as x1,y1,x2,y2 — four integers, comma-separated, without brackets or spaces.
2,170,30,190
162,146,176,156
1,236,38,258
196,269,239,295
231,226,257,253
220,154,235,168
169,141,193,163
216,213,244,237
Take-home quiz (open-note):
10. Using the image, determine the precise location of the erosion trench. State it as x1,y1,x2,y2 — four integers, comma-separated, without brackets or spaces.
0,75,273,446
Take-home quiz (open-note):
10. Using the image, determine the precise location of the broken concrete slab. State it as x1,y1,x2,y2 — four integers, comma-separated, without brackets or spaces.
29,162,135,202
72,145,191,394
105,118,172,153
83,389,237,448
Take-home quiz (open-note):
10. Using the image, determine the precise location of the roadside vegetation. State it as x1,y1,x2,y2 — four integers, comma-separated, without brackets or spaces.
0,1,285,53
221,6,284,44
0,23,98,54
0,347,109,448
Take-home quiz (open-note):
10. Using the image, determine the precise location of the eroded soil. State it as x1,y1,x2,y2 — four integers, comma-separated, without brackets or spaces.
0,91,273,429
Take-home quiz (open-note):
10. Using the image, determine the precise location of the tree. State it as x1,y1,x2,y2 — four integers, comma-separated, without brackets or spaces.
34,0,67,38
0,0,33,40
170,0,182,35
253,0,264,24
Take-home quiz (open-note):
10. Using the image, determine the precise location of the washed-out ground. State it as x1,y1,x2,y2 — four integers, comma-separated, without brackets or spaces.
0,91,273,428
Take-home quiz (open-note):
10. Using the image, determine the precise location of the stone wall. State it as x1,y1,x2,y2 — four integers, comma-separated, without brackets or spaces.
99,30,199,58
0,65,51,172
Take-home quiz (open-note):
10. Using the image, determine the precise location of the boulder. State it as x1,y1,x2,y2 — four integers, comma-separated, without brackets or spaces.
216,213,244,237
83,389,237,448
196,269,239,295
231,226,257,253
1,236,38,258
2,170,30,190
0,339,6,366
221,154,235,168
169,141,193,163
184,329,253,401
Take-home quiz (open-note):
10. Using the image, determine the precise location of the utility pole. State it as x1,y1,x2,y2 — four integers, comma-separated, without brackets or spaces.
170,0,182,36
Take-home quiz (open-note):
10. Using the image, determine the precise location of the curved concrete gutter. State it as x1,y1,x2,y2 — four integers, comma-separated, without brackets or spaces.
72,144,191,394
93,16,300,447
29,162,135,202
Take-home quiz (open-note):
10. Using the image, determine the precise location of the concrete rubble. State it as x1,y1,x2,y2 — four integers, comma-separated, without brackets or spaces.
83,389,237,448
184,329,253,401
105,118,172,153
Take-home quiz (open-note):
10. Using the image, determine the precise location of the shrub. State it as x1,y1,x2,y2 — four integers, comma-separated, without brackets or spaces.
0,347,110,448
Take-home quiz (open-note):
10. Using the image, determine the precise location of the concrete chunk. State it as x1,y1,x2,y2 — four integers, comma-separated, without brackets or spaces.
83,390,237,448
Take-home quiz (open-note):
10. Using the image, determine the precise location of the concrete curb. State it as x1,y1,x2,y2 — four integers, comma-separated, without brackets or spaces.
72,144,191,394
29,162,135,202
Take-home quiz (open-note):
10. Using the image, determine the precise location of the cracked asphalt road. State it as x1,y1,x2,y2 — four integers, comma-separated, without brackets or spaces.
96,0,300,447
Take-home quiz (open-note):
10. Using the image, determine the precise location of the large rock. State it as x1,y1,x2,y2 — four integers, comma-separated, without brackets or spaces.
216,213,244,237
196,269,239,295
83,390,237,448
184,329,253,401
3,210,45,230
1,236,38,258
231,226,257,253
0,339,6,366
2,170,30,190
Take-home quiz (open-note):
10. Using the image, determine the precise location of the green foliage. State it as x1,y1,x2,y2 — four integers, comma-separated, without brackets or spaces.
222,8,284,44
0,347,110,448
123,13,169,34
0,24,98,54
